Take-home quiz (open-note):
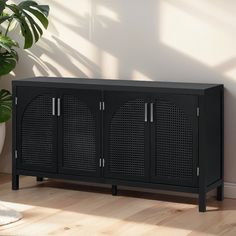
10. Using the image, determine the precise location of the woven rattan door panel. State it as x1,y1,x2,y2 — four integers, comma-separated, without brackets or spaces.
150,94,198,187
104,92,149,182
58,89,101,177
17,87,57,173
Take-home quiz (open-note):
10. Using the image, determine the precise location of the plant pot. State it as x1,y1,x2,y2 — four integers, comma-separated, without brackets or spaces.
0,122,6,155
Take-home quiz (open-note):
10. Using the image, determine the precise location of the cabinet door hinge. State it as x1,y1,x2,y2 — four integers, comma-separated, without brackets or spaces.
15,97,18,105
197,167,200,176
197,107,200,117
15,150,18,159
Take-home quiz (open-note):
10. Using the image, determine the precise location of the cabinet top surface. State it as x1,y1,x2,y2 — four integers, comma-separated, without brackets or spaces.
13,77,223,94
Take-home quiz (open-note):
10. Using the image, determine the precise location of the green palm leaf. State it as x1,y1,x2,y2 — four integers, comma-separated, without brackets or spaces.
6,1,49,48
0,89,12,123
0,0,7,15
0,49,18,76
0,34,19,52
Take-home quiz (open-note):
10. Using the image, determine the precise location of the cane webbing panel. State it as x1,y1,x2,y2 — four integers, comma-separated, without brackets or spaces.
21,94,55,168
63,95,97,172
108,99,145,177
155,98,193,181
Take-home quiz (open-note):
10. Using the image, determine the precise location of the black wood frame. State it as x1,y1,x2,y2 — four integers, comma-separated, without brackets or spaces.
12,77,224,212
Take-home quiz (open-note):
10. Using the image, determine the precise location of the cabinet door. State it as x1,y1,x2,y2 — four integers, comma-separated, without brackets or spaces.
150,94,198,187
16,87,58,173
104,91,149,182
58,89,101,177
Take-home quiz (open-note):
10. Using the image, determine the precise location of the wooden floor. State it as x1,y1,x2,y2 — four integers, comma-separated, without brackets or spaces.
0,174,236,236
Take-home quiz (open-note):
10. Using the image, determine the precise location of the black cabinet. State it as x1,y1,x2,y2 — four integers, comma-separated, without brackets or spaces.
58,89,102,177
12,77,224,212
16,87,58,173
150,94,198,187
104,91,149,182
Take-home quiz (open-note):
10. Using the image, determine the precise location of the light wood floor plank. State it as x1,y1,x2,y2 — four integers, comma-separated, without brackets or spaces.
0,174,235,236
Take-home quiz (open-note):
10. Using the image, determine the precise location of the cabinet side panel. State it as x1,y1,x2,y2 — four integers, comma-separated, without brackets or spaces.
12,85,17,175
200,87,223,186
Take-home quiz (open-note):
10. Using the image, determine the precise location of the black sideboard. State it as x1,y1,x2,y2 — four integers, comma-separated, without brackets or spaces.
12,77,224,212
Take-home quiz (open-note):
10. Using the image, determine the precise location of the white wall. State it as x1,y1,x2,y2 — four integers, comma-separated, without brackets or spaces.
1,0,236,188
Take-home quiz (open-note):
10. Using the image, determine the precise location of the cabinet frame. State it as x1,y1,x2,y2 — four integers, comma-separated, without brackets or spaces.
12,77,224,212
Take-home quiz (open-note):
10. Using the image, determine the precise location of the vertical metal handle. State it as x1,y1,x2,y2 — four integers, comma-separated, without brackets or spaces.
52,98,56,116
144,103,148,122
150,103,154,122
99,101,105,111
57,98,61,116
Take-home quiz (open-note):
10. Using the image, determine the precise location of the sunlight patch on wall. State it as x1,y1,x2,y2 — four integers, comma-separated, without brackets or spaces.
132,70,152,81
96,5,120,23
225,68,236,81
159,1,236,67
101,51,119,79
51,0,91,19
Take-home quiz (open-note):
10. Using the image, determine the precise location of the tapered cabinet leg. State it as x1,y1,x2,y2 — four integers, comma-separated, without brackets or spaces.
12,174,19,190
112,185,117,196
217,184,224,201
36,177,44,182
199,191,206,212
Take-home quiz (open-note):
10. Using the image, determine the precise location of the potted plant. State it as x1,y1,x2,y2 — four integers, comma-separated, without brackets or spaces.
0,0,50,154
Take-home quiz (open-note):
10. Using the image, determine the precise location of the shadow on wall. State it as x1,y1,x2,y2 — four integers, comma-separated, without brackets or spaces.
11,36,101,79
1,0,236,181
12,0,236,82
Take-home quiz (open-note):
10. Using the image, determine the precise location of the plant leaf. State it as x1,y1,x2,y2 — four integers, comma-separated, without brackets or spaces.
24,7,48,29
0,49,18,76
22,10,40,42
0,0,7,15
0,34,19,52
0,89,12,123
0,14,11,24
6,1,49,49
18,16,33,48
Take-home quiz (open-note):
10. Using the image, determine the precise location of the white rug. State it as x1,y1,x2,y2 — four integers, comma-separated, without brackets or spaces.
0,204,22,226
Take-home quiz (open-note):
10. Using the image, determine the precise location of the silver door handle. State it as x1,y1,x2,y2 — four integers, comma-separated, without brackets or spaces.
52,98,56,116
150,103,154,122
145,103,148,122
57,98,61,116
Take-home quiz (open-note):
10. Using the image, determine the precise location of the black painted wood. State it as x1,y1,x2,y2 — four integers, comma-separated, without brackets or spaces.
12,77,224,212
150,94,198,187
16,87,58,173
103,91,150,182
13,77,222,95
58,89,102,177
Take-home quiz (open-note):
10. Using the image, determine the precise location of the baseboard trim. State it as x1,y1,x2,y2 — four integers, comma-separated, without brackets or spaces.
224,182,236,199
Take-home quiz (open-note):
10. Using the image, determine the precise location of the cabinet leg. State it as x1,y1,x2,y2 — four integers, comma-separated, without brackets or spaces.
217,184,224,201
12,174,19,190
36,177,44,182
112,185,117,196
199,191,206,212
